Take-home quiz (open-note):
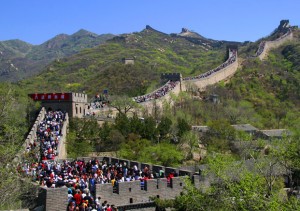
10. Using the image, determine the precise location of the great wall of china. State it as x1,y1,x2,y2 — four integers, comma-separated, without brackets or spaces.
136,27,294,109
17,27,295,211
35,156,202,211
256,29,294,60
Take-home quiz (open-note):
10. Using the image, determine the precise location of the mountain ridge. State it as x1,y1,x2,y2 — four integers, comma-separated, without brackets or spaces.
0,29,115,81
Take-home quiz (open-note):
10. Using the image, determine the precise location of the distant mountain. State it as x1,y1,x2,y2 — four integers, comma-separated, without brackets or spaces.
0,30,115,81
21,25,244,96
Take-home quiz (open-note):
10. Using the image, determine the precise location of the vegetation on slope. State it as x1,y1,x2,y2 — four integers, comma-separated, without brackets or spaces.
166,34,300,132
0,30,114,81
20,27,229,96
0,83,40,209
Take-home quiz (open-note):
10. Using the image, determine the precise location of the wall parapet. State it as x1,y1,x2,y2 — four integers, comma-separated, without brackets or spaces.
55,113,69,160
45,156,201,209
256,29,294,60
14,107,46,163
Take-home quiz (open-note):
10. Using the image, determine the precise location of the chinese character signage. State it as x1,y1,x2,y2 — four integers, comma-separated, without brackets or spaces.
29,93,70,101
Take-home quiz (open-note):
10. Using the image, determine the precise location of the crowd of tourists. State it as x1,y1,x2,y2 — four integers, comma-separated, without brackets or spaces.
133,81,178,103
183,49,237,81
90,94,109,110
22,110,66,163
19,110,178,208
20,156,176,210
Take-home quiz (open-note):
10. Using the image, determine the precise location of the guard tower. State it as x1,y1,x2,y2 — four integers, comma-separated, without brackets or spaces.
122,58,135,65
160,73,182,82
28,92,88,118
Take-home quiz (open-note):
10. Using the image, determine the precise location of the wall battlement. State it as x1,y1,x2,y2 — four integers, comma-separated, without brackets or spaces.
38,156,202,211
161,73,182,82
29,92,88,118
14,107,46,163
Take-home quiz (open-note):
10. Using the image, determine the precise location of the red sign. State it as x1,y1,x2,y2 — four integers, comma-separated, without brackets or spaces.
29,93,70,101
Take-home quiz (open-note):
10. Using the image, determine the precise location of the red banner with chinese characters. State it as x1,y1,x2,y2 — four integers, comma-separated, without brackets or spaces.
29,93,70,101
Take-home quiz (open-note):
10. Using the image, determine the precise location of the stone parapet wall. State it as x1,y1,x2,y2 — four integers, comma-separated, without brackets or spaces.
96,177,185,207
14,107,46,163
44,156,199,210
183,57,239,91
39,187,68,211
258,31,293,60
137,81,181,108
71,93,88,103
55,113,69,160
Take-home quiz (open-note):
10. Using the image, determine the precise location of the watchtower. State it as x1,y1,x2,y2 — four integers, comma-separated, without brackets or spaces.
160,73,182,82
28,92,88,118
122,58,135,65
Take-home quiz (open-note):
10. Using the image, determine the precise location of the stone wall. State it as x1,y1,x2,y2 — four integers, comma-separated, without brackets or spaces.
41,93,88,118
182,57,239,91
14,107,46,163
37,186,68,211
161,73,182,82
136,81,182,110
258,31,294,60
96,177,185,207
41,156,199,210
55,113,69,160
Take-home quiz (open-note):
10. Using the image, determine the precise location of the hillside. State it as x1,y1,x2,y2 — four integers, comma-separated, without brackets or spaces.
175,28,300,131
20,25,241,96
0,30,114,81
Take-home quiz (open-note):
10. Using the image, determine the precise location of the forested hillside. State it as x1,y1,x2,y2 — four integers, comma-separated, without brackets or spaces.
169,29,300,132
1,21,300,210
20,26,239,96
0,30,114,81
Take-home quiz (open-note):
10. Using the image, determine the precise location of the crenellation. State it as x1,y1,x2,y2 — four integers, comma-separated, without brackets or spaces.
130,160,141,170
165,167,177,176
31,155,207,209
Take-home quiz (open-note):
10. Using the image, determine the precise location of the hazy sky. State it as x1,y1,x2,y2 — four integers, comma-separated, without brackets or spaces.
1,0,299,44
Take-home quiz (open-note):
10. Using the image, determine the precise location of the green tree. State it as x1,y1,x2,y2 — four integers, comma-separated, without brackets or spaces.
130,113,144,136
177,117,191,138
98,122,112,148
66,117,100,158
180,131,199,160
119,139,151,161
0,83,39,209
171,153,298,210
114,113,131,137
143,142,184,166
109,95,138,115
157,116,172,140
202,120,236,153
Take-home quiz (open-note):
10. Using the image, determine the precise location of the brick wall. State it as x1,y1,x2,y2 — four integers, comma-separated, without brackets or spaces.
258,31,293,60
14,107,46,163
183,57,239,91
55,113,69,160
36,157,203,210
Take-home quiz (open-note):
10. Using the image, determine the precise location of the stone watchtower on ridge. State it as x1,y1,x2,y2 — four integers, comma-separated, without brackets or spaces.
29,92,88,118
